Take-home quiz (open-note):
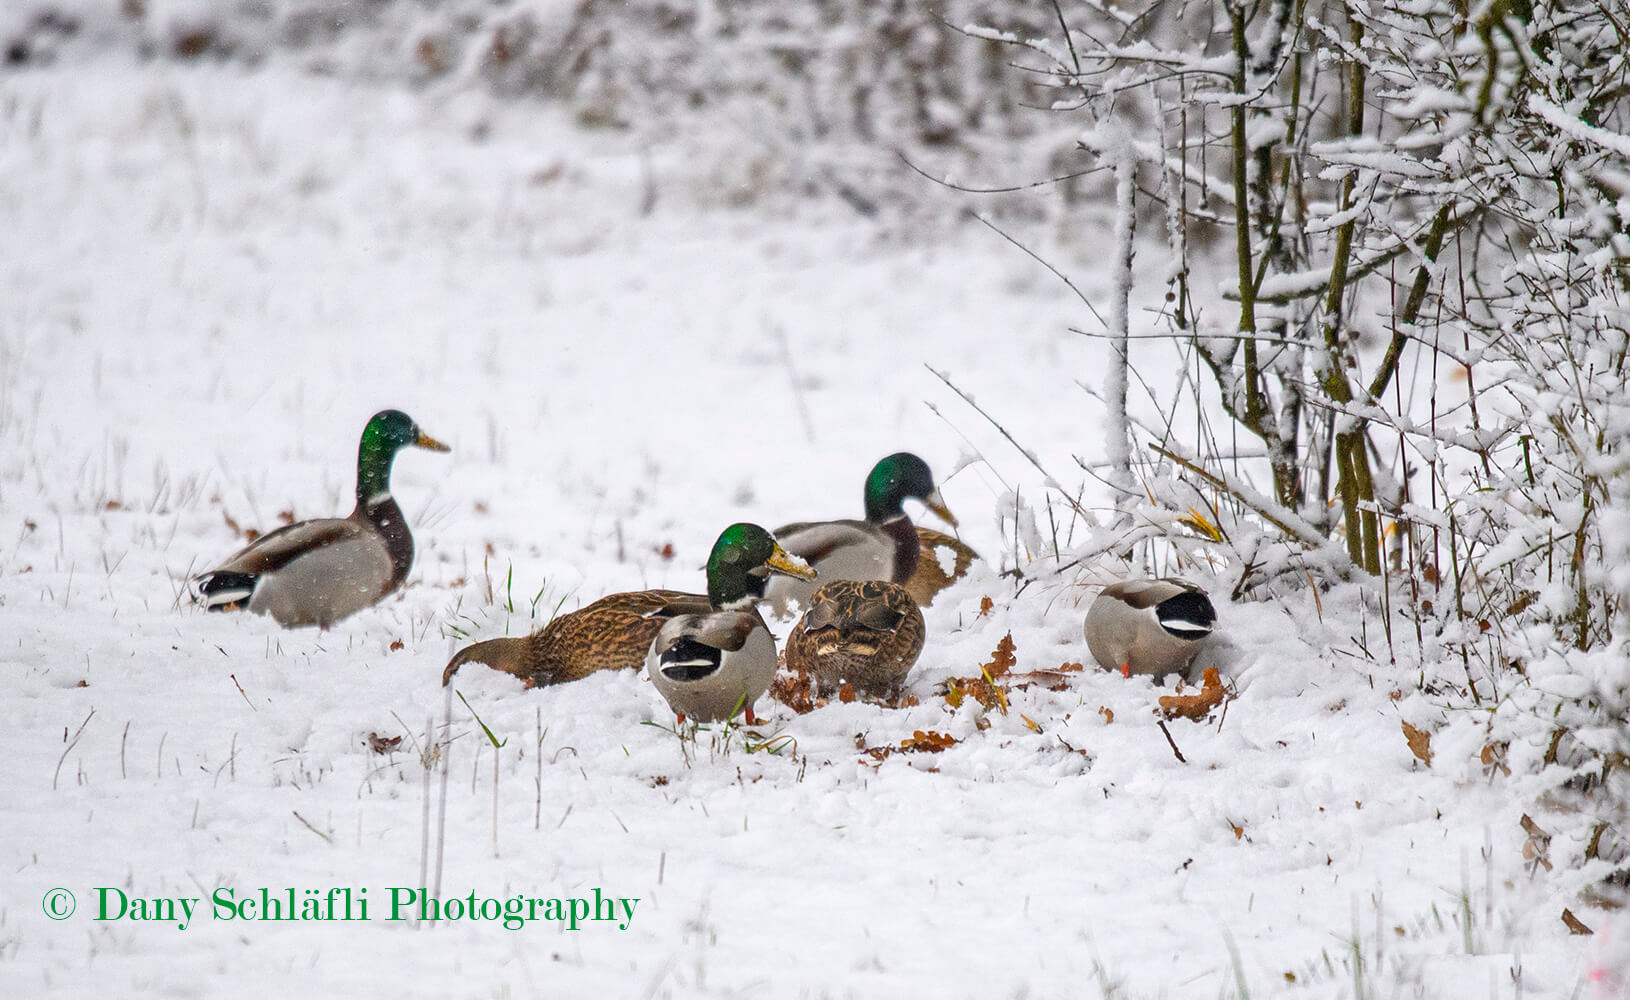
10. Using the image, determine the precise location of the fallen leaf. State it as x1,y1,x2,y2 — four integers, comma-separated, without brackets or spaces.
1098,706,1114,724
1158,668,1227,721
770,656,817,715
1021,714,1043,734
1402,721,1433,766
365,732,402,755
984,632,1016,677
1562,908,1593,935
389,639,404,652
978,596,994,617
900,730,957,753
838,682,856,704
943,635,1013,715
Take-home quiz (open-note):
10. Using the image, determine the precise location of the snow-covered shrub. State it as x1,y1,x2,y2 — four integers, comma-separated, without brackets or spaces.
967,0,1630,905
0,0,1083,217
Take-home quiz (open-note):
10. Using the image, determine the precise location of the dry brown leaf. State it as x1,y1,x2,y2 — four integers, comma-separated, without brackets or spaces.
1521,814,1554,873
389,639,405,652
943,638,1015,714
900,730,957,753
984,632,1017,677
1098,706,1114,724
978,596,994,618
365,732,402,755
1158,668,1227,721
1562,908,1593,935
1402,721,1434,766
838,682,856,704
770,659,817,715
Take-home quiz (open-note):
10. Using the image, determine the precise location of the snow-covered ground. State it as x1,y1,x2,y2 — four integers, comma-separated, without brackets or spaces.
0,61,1612,997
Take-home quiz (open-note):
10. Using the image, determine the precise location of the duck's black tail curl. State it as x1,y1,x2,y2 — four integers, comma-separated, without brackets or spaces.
194,571,256,611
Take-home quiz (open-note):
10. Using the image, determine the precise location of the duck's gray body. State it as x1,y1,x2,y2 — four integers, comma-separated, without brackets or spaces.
193,410,447,629
645,607,777,723
760,517,914,617
195,494,410,628
1084,578,1216,678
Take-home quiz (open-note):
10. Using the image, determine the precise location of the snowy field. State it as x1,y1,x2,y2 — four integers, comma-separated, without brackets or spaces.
0,61,1615,997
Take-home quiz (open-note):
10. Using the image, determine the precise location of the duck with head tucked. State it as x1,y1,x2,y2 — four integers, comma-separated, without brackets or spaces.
1083,578,1216,679
754,451,957,617
445,524,814,723
785,578,925,697
193,409,450,628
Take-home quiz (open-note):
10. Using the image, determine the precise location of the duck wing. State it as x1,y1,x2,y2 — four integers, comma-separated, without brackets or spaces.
654,610,762,655
771,519,885,564
627,590,716,620
201,517,363,579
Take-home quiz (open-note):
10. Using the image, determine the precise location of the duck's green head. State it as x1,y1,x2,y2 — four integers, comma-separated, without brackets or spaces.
863,452,957,527
706,522,816,608
357,409,450,501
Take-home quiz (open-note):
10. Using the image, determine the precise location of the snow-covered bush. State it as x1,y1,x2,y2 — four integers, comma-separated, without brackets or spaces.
1,0,1080,216
968,0,1630,906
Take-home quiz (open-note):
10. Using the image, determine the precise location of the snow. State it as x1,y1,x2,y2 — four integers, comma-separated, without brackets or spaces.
0,59,1603,998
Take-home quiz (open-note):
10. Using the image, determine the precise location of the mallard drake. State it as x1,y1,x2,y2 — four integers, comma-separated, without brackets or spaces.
755,451,956,616
193,409,449,628
785,579,925,696
444,524,813,710
646,523,815,724
1083,578,1216,678
903,525,979,607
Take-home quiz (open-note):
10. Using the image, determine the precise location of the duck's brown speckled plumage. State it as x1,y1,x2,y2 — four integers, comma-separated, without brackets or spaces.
442,589,713,687
785,579,925,695
903,526,978,607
